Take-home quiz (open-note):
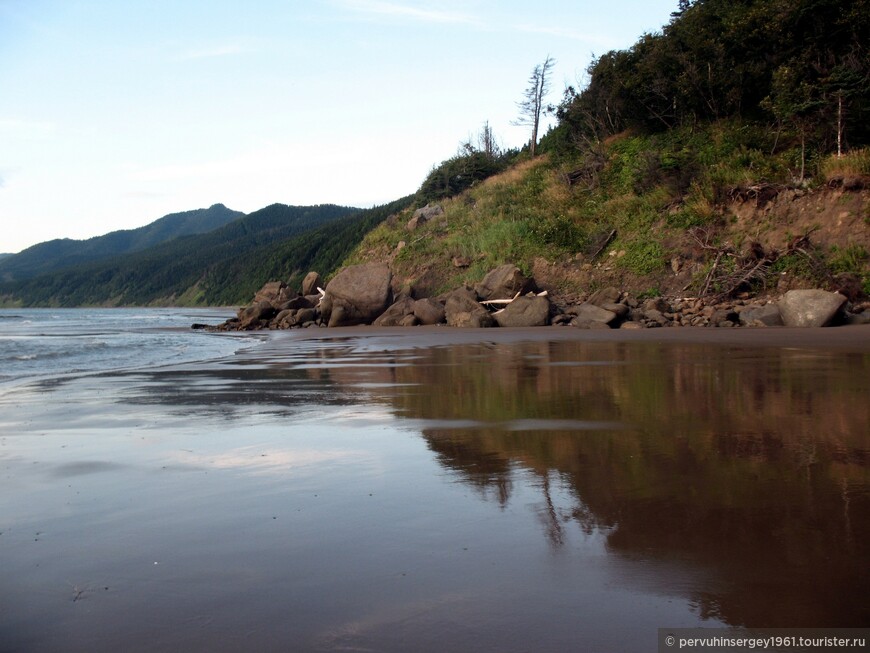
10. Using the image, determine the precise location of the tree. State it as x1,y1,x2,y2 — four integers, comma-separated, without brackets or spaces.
514,55,555,157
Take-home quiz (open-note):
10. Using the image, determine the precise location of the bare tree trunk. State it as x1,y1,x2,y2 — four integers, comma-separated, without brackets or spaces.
514,55,555,158
837,92,843,158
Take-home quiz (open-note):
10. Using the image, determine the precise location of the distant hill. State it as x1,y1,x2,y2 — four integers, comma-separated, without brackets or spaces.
0,203,362,306
0,203,245,282
198,196,416,306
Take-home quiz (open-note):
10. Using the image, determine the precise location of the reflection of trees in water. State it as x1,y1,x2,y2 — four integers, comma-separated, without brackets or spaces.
425,430,513,508
111,335,870,626
379,340,870,627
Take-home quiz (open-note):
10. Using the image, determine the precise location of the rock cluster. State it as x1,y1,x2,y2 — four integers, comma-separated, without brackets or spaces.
209,263,869,332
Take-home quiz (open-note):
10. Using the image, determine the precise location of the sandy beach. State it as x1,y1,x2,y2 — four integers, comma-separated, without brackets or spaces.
2,325,868,652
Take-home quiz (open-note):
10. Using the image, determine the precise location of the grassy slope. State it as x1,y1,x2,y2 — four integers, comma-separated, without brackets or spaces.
345,121,870,303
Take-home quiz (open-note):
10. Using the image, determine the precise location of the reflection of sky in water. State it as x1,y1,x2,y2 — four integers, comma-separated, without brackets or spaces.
0,331,867,651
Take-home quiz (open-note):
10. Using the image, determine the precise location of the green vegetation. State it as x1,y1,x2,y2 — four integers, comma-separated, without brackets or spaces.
346,0,869,298
0,204,244,283
0,204,359,306
3,0,868,306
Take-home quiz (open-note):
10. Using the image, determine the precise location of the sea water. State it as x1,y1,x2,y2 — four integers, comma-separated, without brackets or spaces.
0,326,868,651
0,307,245,389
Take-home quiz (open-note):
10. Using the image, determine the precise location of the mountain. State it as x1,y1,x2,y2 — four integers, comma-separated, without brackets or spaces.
0,203,245,283
0,203,361,306
197,196,416,306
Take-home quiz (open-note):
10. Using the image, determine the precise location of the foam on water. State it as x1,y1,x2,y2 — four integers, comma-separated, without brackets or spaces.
0,307,249,389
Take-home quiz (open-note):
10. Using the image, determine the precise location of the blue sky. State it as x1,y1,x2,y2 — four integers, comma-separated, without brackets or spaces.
0,0,677,253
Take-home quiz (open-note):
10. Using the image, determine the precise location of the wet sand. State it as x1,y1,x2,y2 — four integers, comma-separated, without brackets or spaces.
1,326,868,651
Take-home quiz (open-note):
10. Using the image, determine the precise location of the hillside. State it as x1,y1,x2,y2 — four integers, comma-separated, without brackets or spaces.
335,0,870,306
345,135,869,306
0,203,244,282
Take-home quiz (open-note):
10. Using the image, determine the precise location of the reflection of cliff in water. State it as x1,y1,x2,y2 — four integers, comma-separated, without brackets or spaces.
318,338,870,627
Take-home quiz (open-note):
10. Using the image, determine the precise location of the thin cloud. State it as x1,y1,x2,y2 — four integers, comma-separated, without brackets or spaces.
515,24,618,48
338,0,477,25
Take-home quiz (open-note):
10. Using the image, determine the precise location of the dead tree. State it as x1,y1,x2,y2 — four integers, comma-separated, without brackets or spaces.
513,55,555,157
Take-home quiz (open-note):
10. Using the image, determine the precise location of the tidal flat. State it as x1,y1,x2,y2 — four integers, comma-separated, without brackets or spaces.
1,326,868,652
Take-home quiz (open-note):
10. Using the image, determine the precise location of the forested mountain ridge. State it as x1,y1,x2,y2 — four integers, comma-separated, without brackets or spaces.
0,204,361,306
0,203,245,282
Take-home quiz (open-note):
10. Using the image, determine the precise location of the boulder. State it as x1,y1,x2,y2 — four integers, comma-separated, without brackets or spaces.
238,300,277,329
406,204,443,231
642,297,671,314
474,264,537,300
710,307,738,324
445,288,495,328
587,287,620,307
567,303,617,325
253,281,286,306
373,296,416,327
413,298,446,325
301,271,322,296
321,263,393,327
494,296,551,327
277,295,314,311
295,308,316,325
845,309,870,326
738,304,783,327
643,308,669,326
274,308,296,326
777,290,847,327
598,302,629,318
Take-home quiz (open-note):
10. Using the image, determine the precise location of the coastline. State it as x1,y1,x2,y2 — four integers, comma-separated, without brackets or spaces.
240,322,870,354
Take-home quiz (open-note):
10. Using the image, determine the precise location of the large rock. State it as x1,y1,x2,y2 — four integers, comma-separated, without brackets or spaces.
568,303,617,325
238,300,278,329
587,287,620,307
321,263,393,327
413,298,446,325
301,271,322,296
253,281,287,306
845,309,870,326
406,204,443,231
474,264,537,300
373,296,416,327
738,304,783,327
445,288,495,328
641,297,671,314
777,290,847,327
494,296,551,327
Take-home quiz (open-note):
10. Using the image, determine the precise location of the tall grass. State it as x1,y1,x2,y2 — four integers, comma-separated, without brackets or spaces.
820,148,870,180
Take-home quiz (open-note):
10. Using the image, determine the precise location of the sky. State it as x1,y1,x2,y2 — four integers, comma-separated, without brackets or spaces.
0,0,678,254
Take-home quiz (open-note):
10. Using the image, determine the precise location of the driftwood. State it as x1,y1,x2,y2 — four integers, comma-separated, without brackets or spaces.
482,290,548,310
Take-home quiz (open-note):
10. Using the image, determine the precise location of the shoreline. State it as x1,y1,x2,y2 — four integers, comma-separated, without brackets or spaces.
233,323,870,355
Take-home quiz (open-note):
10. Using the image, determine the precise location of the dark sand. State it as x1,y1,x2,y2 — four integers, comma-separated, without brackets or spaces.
1,326,868,651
